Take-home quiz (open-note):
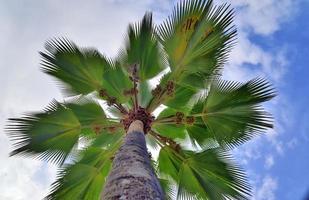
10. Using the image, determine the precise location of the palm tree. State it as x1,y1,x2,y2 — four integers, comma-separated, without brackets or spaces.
6,0,275,199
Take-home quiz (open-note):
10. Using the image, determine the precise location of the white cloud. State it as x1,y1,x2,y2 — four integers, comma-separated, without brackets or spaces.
223,30,288,83
264,155,275,169
254,175,278,200
225,0,298,35
0,119,57,200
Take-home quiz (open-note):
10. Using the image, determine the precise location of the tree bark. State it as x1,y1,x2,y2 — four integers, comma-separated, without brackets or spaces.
101,120,164,200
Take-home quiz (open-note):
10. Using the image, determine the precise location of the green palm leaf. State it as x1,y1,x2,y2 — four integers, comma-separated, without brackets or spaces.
139,81,154,108
91,129,124,148
65,98,123,138
189,78,275,148
40,38,108,96
158,146,251,199
41,38,132,103
119,13,168,108
164,84,197,112
101,61,133,103
66,98,107,127
157,0,236,87
153,107,187,139
147,72,197,112
45,142,121,200
6,100,81,165
159,178,175,200
6,99,122,165
6,1,277,199
121,12,166,80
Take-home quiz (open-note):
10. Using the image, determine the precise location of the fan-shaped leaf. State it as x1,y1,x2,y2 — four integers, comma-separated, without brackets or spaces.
147,72,197,113
101,61,133,103
66,99,107,127
157,147,251,199
189,78,276,148
45,142,121,200
159,178,176,200
153,108,186,139
158,146,182,181
122,12,166,80
158,0,236,87
6,101,81,165
40,38,108,96
164,83,197,112
138,81,153,108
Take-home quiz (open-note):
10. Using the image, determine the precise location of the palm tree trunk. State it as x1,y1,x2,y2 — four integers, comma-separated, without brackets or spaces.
101,120,164,199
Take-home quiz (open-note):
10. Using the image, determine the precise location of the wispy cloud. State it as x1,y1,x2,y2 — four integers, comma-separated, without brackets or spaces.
254,175,278,200
227,0,298,35
264,155,275,169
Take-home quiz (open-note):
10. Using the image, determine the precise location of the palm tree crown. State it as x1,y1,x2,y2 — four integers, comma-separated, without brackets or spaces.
6,0,275,199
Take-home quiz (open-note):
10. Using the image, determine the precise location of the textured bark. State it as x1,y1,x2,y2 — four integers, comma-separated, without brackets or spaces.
101,120,164,200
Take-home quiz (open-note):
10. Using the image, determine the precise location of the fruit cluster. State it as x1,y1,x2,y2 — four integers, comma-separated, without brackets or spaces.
174,112,195,125
175,112,184,124
123,88,136,96
92,125,118,135
151,85,162,96
121,106,154,134
99,89,117,106
129,63,139,82
186,116,195,125
166,81,175,96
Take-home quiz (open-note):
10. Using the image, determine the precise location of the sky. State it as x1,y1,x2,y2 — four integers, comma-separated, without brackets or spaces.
0,0,308,199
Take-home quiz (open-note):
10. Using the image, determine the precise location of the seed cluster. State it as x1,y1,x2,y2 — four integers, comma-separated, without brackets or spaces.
93,125,101,135
174,112,195,125
99,89,117,106
121,106,154,134
123,88,136,96
166,81,175,96
92,125,118,135
175,112,184,124
157,134,181,153
186,116,195,125
151,85,162,96
151,80,175,98
129,64,139,82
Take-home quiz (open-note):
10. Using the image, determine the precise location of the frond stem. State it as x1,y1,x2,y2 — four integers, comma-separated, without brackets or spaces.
149,130,182,153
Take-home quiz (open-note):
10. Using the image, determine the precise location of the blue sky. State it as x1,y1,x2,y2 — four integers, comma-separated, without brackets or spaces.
240,2,309,199
0,0,308,199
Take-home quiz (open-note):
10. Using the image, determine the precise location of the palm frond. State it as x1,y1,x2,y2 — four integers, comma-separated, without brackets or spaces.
147,72,197,113
6,100,81,165
45,140,121,200
139,81,153,108
157,0,236,87
164,83,197,112
153,107,187,139
40,38,108,96
159,178,176,200
65,98,124,139
146,133,160,151
100,61,133,103
65,98,107,127
117,12,169,110
121,12,167,80
157,146,251,199
91,129,124,148
189,78,276,148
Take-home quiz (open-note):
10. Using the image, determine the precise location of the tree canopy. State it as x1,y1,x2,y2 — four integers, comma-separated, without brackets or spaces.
6,0,275,199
